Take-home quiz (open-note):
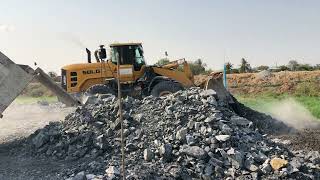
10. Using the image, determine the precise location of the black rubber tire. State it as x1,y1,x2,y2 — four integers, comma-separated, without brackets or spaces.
151,81,183,97
86,84,115,95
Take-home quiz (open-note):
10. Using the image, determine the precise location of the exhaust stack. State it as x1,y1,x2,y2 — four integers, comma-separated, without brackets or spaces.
86,48,91,63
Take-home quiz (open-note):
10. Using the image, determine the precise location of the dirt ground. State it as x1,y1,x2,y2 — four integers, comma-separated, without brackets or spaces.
0,140,66,180
195,70,320,95
227,70,320,95
0,102,75,180
276,127,320,152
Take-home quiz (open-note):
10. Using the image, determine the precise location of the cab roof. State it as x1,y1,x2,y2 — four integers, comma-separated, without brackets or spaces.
109,42,142,47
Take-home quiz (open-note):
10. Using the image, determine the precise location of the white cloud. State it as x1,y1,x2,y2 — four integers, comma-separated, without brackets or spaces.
0,24,15,32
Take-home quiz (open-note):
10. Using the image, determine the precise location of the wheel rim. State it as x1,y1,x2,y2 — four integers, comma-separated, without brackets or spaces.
159,91,172,96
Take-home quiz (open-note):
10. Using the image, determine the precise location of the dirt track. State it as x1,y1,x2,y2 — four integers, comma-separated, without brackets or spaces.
0,102,74,180
277,128,320,151
0,103,73,143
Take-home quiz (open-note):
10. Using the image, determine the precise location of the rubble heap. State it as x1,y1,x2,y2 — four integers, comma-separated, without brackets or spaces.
28,88,320,179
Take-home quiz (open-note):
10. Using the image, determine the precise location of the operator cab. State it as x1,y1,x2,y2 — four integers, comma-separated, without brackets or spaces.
110,43,146,71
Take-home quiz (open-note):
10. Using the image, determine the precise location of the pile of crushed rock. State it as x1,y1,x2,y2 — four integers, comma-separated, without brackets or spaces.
26,88,319,179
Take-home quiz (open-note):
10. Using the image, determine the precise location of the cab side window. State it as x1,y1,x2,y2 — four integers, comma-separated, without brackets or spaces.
134,47,145,71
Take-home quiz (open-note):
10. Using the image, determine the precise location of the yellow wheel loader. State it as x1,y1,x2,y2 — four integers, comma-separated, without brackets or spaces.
0,42,233,118
61,43,195,98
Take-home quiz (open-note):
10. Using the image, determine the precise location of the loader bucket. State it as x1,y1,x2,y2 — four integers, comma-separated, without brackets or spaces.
0,52,34,118
203,73,235,105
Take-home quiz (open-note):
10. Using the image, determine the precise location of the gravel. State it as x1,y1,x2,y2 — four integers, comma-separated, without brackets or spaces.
24,88,320,179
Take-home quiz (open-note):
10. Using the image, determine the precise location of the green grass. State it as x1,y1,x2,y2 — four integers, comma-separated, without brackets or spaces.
14,96,58,104
236,94,320,119
295,96,320,119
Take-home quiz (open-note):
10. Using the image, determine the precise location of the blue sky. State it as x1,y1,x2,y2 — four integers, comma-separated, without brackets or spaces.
0,0,319,72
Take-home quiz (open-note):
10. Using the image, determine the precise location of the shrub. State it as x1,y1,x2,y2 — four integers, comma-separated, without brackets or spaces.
295,81,319,97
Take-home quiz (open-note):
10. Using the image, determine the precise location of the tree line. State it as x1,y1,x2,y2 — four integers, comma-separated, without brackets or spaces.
225,59,320,74
157,57,320,75
156,58,320,75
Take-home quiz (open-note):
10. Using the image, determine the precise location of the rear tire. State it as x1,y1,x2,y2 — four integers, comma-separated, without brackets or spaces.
86,84,115,95
151,81,183,97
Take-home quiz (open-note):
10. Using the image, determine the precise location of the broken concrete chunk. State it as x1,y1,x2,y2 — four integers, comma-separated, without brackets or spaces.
159,144,173,160
230,116,252,127
176,128,188,141
32,130,49,148
110,118,121,130
144,148,154,161
125,143,138,152
261,163,272,174
73,171,86,180
207,96,217,105
228,151,244,169
187,120,195,129
270,157,288,170
204,116,214,123
244,157,259,172
105,166,120,177
85,174,96,180
98,94,115,100
307,151,320,164
134,113,145,122
200,89,216,97
215,135,230,142
186,134,196,145
83,95,101,105
181,146,208,160
227,148,235,155
287,157,302,174
95,134,109,150
165,105,174,114
194,122,201,131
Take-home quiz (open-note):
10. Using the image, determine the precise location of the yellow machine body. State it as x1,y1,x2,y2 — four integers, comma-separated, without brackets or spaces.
62,62,146,93
61,43,195,95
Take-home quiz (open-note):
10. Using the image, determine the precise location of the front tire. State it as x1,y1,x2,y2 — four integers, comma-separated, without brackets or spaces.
86,84,115,95
151,81,183,97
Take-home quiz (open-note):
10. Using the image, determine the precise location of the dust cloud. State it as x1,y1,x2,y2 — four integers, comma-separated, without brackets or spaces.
266,98,319,130
0,103,74,143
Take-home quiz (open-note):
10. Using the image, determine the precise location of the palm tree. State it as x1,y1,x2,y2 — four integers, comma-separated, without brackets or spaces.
240,58,251,73
225,62,233,74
